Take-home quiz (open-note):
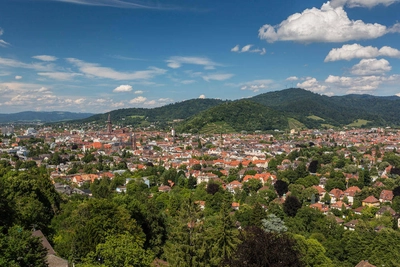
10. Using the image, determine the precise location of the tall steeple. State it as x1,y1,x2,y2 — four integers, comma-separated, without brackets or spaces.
132,132,137,150
106,114,112,134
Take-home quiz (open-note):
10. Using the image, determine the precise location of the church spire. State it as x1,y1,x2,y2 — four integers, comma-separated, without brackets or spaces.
106,114,112,134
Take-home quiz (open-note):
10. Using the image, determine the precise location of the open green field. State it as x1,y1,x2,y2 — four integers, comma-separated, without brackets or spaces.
288,118,306,130
200,122,236,134
347,119,371,127
307,115,325,121
129,115,145,119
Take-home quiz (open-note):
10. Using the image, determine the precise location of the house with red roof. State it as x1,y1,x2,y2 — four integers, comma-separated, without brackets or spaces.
362,196,380,207
379,189,394,203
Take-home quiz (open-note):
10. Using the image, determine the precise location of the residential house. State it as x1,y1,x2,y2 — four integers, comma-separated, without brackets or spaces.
375,206,396,218
329,188,344,203
344,186,361,205
362,196,380,207
355,260,376,267
344,219,358,231
379,189,394,203
226,180,243,194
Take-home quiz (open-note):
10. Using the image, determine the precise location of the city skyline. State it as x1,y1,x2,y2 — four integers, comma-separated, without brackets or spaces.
0,0,400,113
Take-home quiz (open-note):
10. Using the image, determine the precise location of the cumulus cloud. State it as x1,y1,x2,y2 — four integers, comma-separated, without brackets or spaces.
286,76,299,81
330,0,399,8
325,43,400,61
0,28,10,47
259,2,390,43
202,73,234,82
240,79,274,92
134,90,143,94
166,56,221,70
74,98,85,104
297,77,327,92
231,44,266,55
113,84,133,92
199,94,206,99
325,74,387,93
32,55,58,62
350,58,392,75
129,96,147,104
15,76,22,80
67,58,166,80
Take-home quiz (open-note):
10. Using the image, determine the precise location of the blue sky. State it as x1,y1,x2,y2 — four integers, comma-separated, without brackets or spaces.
0,0,399,113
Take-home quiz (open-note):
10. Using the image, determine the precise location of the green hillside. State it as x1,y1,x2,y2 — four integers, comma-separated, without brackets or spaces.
68,88,400,131
176,100,288,133
76,98,225,126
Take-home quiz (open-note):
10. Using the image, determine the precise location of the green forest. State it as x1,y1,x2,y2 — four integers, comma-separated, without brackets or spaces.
64,88,400,131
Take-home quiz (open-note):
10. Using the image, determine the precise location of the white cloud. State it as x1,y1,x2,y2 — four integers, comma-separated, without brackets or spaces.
74,98,85,104
0,28,9,47
239,79,274,92
231,44,266,55
15,76,22,80
0,57,54,71
325,43,400,61
199,94,206,99
297,77,327,92
38,72,81,80
181,80,196,84
231,45,240,52
32,55,58,62
330,0,399,8
350,58,392,75
113,84,133,92
67,58,167,80
202,73,234,82
166,56,221,70
129,96,147,104
379,46,400,57
241,45,253,52
286,76,299,81
134,90,144,94
325,74,386,93
145,100,157,105
259,2,389,43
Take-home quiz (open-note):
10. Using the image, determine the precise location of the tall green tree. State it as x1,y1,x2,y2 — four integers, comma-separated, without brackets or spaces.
0,226,48,267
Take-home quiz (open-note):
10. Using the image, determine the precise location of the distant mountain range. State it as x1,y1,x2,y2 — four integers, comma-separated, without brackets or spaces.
73,88,400,132
0,111,94,123
10,88,400,131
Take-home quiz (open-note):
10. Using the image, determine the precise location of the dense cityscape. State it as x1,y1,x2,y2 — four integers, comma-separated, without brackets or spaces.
2,118,400,266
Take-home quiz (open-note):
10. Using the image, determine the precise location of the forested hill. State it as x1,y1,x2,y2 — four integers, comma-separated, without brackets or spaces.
72,88,400,131
0,111,94,123
248,88,391,129
77,98,225,126
176,100,289,133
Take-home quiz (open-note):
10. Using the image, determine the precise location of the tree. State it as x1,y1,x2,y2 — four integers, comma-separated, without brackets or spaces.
250,202,267,227
226,226,302,267
283,196,302,217
274,180,288,197
163,198,206,267
208,202,241,266
261,214,287,233
0,225,48,267
294,235,334,267
83,233,154,267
